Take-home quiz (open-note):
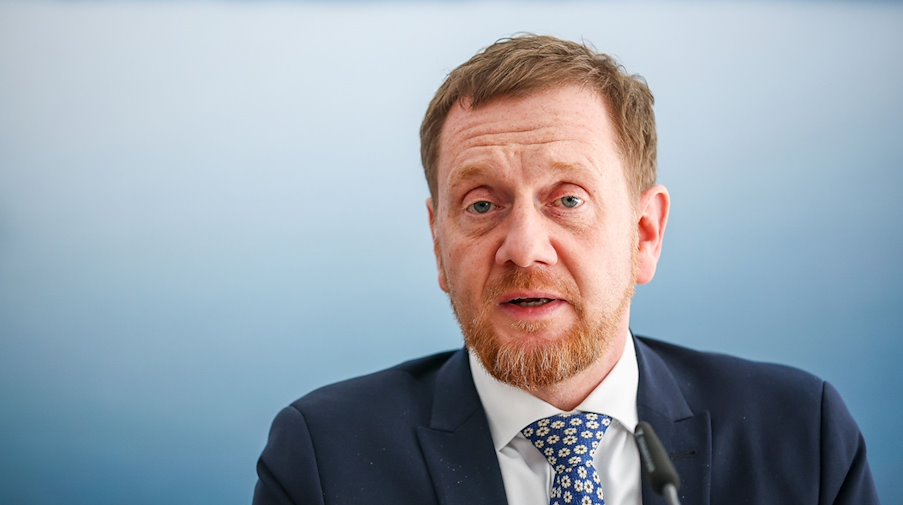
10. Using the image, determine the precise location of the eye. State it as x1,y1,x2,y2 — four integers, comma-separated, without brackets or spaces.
467,200,495,214
558,195,584,209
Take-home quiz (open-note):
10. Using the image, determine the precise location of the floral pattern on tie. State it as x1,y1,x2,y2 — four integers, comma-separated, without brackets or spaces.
521,412,612,505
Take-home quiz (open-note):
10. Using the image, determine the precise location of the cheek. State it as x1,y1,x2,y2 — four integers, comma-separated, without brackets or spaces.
569,230,633,287
444,240,492,293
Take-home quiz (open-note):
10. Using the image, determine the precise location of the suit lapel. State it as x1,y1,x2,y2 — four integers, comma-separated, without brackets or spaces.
634,336,712,505
416,349,509,505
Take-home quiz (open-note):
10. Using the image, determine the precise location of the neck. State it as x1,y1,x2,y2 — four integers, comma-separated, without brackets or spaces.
529,330,629,411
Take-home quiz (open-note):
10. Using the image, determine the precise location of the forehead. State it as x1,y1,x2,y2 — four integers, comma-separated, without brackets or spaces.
436,85,620,188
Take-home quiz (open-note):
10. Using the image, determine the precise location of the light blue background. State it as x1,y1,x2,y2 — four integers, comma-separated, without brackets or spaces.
1,2,900,504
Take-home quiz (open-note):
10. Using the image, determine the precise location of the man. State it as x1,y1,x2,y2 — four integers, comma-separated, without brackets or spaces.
253,35,878,504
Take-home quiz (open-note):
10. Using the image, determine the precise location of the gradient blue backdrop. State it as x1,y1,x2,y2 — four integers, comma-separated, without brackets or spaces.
1,2,900,504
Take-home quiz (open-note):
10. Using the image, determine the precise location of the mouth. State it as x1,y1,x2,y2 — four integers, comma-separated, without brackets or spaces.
507,297,557,308
496,291,569,322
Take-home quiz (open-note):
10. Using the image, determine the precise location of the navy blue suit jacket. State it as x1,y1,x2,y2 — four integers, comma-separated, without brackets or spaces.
253,336,878,504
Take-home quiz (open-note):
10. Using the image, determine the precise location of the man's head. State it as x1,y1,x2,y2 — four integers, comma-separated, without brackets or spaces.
423,35,669,394
421,34,658,206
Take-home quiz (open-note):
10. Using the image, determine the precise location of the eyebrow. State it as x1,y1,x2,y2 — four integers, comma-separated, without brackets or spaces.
445,160,596,197
548,161,592,176
449,161,590,184
447,165,489,191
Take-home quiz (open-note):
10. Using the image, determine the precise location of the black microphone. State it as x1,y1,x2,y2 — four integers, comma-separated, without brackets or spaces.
634,421,681,505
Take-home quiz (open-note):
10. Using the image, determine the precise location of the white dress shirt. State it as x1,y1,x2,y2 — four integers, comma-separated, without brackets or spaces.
469,333,642,505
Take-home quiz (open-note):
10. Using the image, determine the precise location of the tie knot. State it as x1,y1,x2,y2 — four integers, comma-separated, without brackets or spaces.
521,412,612,472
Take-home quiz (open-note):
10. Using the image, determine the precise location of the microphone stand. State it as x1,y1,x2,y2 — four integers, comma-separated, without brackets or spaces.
662,483,680,505
634,421,682,505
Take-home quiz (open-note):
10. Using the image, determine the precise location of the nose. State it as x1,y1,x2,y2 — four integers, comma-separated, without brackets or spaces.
495,202,558,268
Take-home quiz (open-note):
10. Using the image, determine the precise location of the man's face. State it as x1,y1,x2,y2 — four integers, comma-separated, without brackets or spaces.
428,85,646,390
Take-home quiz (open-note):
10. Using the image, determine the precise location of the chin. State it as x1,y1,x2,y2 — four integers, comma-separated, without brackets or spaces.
468,320,606,390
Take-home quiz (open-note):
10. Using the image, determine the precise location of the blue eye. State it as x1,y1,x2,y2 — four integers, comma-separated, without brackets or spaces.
559,196,584,208
468,201,494,214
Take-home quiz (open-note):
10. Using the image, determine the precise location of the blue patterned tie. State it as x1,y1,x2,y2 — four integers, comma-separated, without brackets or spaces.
521,412,612,505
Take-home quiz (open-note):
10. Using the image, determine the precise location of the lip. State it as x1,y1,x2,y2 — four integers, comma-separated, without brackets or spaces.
496,291,564,304
497,291,568,320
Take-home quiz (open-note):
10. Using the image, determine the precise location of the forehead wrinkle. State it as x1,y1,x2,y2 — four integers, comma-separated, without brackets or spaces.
446,138,600,180
452,122,583,150
449,134,597,171
465,138,563,149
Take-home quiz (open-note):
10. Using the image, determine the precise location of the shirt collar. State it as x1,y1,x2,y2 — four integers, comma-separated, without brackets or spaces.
469,332,640,452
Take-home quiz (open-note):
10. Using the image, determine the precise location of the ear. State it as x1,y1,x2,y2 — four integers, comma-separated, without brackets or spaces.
634,185,671,285
427,198,449,293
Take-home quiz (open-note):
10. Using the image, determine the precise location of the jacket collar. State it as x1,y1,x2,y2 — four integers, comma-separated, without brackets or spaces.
416,349,509,505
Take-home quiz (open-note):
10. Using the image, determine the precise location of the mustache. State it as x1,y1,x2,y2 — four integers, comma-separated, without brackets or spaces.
485,267,581,306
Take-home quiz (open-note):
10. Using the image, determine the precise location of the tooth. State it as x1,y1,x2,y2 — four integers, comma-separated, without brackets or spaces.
508,298,555,307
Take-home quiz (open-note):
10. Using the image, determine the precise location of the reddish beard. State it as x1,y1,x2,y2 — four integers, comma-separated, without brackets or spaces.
451,265,635,391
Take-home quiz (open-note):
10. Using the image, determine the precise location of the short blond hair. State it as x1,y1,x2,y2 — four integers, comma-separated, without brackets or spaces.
420,34,656,201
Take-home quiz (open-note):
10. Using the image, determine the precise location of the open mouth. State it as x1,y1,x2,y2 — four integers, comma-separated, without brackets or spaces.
508,297,556,307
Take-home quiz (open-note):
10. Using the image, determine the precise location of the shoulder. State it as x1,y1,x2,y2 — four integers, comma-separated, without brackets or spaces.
254,350,466,504
289,349,463,427
634,334,828,443
635,334,824,410
634,335,879,503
